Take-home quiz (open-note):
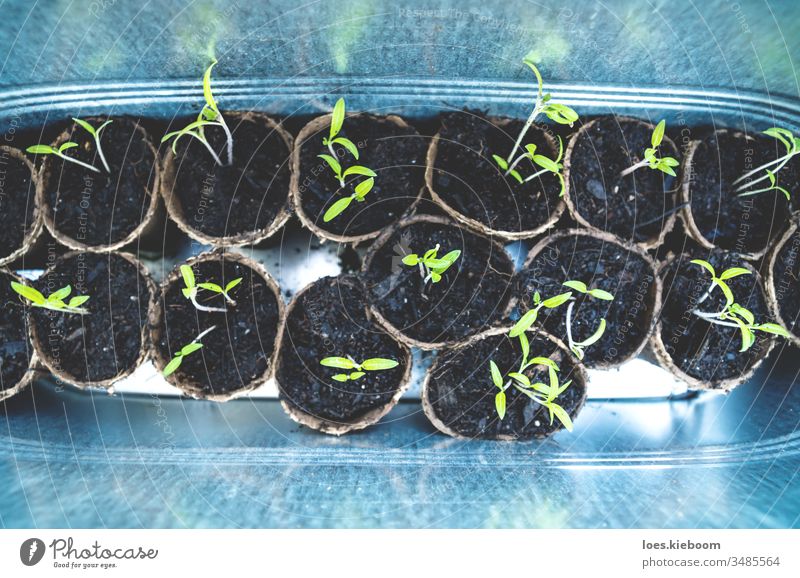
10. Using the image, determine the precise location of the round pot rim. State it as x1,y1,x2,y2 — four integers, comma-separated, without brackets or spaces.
291,111,424,244
425,115,565,240
0,146,45,267
421,325,589,441
764,217,800,348
513,227,662,369
649,251,776,391
361,213,515,350
159,110,294,248
150,248,285,402
274,274,413,435
562,114,680,251
28,251,158,390
37,117,162,253
0,268,40,401
679,128,771,261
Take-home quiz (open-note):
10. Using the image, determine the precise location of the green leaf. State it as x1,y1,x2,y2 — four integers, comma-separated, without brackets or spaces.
361,358,399,371
198,282,223,293
690,259,716,276
181,342,204,356
26,144,56,155
509,307,539,337
575,318,607,347
753,323,790,337
225,278,243,293
528,356,559,371
550,403,574,432
429,271,442,283
162,356,183,377
524,144,537,158
509,169,523,184
330,98,346,140
180,265,196,290
96,119,113,134
730,304,755,325
59,142,79,153
715,279,735,306
72,117,96,136
776,186,791,201
49,285,72,301
323,196,354,222
562,280,587,293
438,250,461,267
349,371,365,380
542,292,572,308
651,119,666,147
402,254,419,266
588,288,614,301
320,357,357,369
545,103,579,125
203,59,219,113
68,295,90,308
736,320,755,352
518,331,530,363
492,155,508,171
719,267,751,281
317,154,342,176
342,165,377,179
331,374,349,382
354,177,374,200
532,154,559,173
508,372,531,387
495,391,506,420
10,281,46,305
661,157,680,167
554,135,564,162
658,163,677,177
333,137,359,160
489,360,503,389
181,287,194,299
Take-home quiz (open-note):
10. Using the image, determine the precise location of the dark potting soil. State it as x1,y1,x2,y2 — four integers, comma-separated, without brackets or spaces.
658,251,772,385
157,255,281,396
515,234,657,367
30,253,152,383
0,271,33,392
43,117,156,246
276,275,408,423
362,220,514,344
567,116,679,243
688,130,795,254
427,332,585,439
770,227,800,337
0,150,36,260
170,112,291,238
297,114,427,237
432,111,563,233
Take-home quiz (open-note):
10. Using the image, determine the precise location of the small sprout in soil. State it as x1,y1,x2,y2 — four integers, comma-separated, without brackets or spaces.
162,325,216,377
735,127,800,199
509,280,613,361
320,98,378,222
319,355,399,382
10,281,90,315
26,142,101,174
493,136,566,196
493,55,578,190
618,119,680,179
490,331,574,431
690,259,790,351
161,59,234,167
72,117,113,172
180,264,240,313
401,244,461,284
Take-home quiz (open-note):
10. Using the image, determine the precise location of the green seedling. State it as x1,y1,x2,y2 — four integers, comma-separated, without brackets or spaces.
161,59,234,167
72,117,113,172
320,355,399,382
320,98,378,222
735,127,799,199
162,325,216,377
26,142,101,174
10,281,90,315
180,264,241,313
401,244,461,284
690,259,789,352
492,54,577,195
489,332,574,431
618,120,680,179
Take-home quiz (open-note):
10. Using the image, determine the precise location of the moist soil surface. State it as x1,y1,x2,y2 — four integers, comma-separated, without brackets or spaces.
567,116,679,243
157,255,281,396
297,114,427,237
770,227,800,336
0,270,32,393
688,130,795,254
43,117,156,246
427,332,584,439
515,234,657,367
30,253,152,383
170,112,291,238
276,275,408,423
658,251,772,385
363,220,514,345
432,110,563,233
0,150,36,260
